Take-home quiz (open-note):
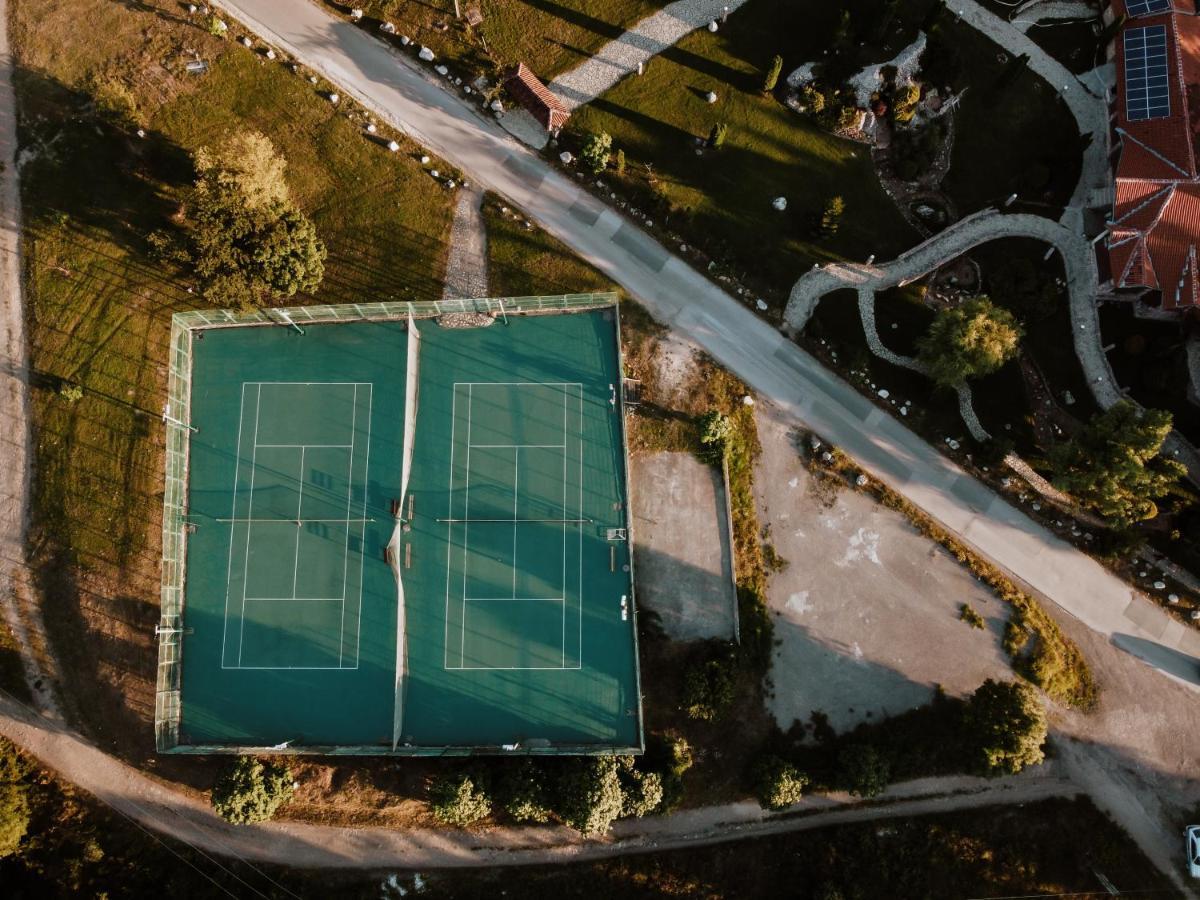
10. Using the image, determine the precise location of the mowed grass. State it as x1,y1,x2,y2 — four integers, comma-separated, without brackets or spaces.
13,0,454,755
338,0,669,81
568,0,919,295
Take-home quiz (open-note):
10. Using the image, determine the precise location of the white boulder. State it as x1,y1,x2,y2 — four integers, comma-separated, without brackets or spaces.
772,196,787,211
435,65,449,76
706,91,718,104
559,151,573,164
387,140,400,152
350,8,363,20
418,46,435,62
381,21,397,34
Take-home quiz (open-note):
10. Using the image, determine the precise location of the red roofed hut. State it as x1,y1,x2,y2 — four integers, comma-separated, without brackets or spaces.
503,63,570,132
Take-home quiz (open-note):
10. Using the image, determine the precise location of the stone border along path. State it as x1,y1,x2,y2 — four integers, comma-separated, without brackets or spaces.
548,0,749,112
442,183,489,300
785,206,1200,480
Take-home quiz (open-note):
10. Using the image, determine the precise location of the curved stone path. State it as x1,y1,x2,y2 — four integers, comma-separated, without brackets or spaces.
785,209,1200,479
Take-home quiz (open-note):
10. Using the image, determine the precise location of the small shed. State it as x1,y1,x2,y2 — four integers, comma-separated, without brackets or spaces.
502,63,570,132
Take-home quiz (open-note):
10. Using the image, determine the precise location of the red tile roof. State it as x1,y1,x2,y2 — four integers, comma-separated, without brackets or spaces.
502,63,570,132
1106,1,1200,309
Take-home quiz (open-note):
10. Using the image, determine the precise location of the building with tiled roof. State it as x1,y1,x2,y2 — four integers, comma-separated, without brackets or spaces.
502,63,570,132
1102,0,1200,313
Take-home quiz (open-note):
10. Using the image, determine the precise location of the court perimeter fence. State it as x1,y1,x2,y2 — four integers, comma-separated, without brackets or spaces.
156,293,623,754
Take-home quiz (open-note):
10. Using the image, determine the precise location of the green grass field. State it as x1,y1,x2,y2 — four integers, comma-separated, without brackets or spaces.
13,0,454,754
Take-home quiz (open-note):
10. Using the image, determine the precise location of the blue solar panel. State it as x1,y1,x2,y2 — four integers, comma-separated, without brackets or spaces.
1125,25,1171,121
1125,0,1170,16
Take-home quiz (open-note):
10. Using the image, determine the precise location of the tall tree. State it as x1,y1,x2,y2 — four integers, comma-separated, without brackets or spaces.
1048,401,1185,527
916,296,1021,387
762,55,783,93
962,679,1047,775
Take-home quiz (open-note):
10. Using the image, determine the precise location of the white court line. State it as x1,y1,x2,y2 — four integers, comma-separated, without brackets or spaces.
255,443,352,448
460,384,473,668
578,384,583,667
470,444,565,449
562,387,567,668
353,384,373,666
455,381,577,386
220,382,248,666
442,384,459,670
243,597,347,602
291,446,306,597
236,384,263,667
338,385,357,668
512,446,518,600
240,381,371,386
221,665,362,671
465,597,565,602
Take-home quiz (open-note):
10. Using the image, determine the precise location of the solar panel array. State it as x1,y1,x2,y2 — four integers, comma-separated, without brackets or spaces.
1125,25,1171,121
1125,0,1171,16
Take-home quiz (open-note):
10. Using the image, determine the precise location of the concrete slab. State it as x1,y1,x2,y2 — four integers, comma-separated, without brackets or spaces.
631,452,737,641
753,404,1014,733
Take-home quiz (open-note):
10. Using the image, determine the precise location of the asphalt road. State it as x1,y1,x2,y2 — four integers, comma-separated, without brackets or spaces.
220,0,1200,683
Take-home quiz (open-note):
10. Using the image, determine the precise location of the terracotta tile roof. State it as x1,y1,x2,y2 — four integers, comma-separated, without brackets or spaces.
1106,2,1200,309
502,63,570,132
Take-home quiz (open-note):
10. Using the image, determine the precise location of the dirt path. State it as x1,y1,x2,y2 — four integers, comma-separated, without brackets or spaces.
0,685,1080,868
442,183,488,301
0,0,58,718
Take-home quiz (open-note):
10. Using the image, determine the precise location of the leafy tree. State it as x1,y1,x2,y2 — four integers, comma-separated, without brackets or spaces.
187,165,327,307
762,54,783,93
709,122,728,148
819,195,845,237
195,131,291,210
1048,401,1185,527
428,771,492,827
0,743,30,858
617,759,664,818
837,744,891,798
916,296,1022,387
890,82,921,124
580,131,612,175
498,760,552,824
753,755,808,810
554,757,625,835
963,679,1047,775
682,647,737,720
210,756,294,824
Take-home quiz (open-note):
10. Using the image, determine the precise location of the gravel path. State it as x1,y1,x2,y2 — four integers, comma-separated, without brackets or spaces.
548,0,749,111
1011,0,1098,32
442,183,488,300
0,685,1080,870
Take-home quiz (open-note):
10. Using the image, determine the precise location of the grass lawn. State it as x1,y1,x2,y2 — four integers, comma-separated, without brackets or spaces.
331,0,670,82
568,0,920,297
12,0,454,762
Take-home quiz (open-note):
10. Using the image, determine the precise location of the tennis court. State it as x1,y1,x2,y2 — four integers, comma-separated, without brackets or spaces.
159,297,642,754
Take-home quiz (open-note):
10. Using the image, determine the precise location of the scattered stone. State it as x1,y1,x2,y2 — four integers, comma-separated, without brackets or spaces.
559,151,573,164
877,389,889,399
446,180,456,189
743,395,754,406
855,474,869,487
708,20,718,32
1191,610,1200,620
381,22,397,34
1153,580,1167,590
1062,390,1076,406
810,437,822,451
265,49,276,60
756,299,768,311
430,169,440,178
387,140,400,152
1032,502,1041,511
136,128,146,138
309,75,319,84
328,93,340,104
435,65,449,76
821,451,833,463
240,36,253,48
899,407,907,416
350,8,363,20
680,243,688,252
400,35,411,46
706,91,718,104
366,122,377,134
419,46,435,61
772,196,787,211
490,99,504,113
1169,593,1180,604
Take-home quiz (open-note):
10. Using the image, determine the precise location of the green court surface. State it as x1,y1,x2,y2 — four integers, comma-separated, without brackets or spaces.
173,305,641,753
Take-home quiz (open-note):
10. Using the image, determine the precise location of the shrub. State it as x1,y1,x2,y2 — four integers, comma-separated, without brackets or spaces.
554,757,624,835
208,15,228,38
682,648,737,721
87,73,138,128
798,85,825,114
819,196,845,237
754,755,808,810
963,679,1047,775
709,122,728,148
579,131,612,175
891,82,921,124
58,383,83,403
836,744,890,798
428,771,492,827
498,760,552,824
0,744,31,858
618,759,664,818
698,409,732,463
959,603,986,630
615,148,626,176
762,54,783,93
210,756,294,824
